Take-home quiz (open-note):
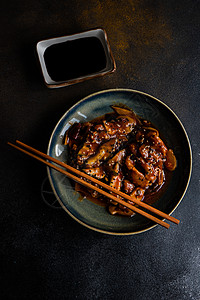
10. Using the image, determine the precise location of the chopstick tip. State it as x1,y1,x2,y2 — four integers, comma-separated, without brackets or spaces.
164,223,170,229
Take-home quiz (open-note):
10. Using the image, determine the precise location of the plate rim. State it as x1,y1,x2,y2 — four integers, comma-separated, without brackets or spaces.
47,88,192,235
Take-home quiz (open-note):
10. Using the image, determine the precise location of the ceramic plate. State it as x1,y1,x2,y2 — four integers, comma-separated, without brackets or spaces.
47,89,192,235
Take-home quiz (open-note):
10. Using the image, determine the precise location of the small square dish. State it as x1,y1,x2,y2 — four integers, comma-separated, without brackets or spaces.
36,28,116,88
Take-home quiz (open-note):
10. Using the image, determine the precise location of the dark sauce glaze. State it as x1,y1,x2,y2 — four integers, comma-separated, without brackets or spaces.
64,105,176,216
75,160,173,207
44,37,107,82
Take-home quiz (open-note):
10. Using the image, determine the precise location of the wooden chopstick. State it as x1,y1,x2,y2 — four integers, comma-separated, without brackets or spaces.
15,140,179,226
8,141,169,229
7,141,176,229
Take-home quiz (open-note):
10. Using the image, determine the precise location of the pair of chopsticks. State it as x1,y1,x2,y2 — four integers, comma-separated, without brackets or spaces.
8,140,180,229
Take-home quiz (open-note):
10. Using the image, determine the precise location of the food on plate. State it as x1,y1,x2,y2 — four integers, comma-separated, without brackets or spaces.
63,105,177,216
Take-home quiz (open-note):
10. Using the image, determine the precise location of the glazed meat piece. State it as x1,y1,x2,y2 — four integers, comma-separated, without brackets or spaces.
103,115,136,135
85,138,117,167
64,123,82,149
77,141,99,165
64,105,177,217
77,126,109,165
108,149,126,166
123,179,135,194
150,135,168,156
83,166,105,179
109,163,123,191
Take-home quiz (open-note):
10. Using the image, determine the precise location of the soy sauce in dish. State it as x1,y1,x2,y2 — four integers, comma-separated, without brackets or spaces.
44,37,107,82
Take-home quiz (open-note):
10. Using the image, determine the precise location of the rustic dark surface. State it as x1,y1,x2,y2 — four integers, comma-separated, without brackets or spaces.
0,1,200,299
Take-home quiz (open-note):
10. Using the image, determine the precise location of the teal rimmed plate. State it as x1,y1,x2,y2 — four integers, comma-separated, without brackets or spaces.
47,89,192,235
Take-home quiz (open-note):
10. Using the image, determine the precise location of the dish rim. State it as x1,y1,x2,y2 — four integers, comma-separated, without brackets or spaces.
47,88,192,235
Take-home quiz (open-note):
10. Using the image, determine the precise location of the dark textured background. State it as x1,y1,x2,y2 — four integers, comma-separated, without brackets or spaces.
0,0,200,299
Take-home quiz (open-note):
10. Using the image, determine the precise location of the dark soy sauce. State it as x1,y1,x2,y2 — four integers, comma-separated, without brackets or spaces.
44,37,107,82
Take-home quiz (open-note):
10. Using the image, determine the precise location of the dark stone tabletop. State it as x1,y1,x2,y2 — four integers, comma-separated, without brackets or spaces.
0,0,199,299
